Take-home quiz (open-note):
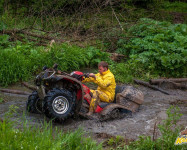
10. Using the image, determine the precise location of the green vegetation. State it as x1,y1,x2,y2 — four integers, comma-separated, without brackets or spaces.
0,106,102,150
161,1,187,13
110,61,154,83
0,17,186,85
114,18,187,82
0,36,109,86
0,1,186,150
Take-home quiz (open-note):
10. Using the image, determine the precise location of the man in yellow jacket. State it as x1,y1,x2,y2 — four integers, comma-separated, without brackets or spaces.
82,61,116,116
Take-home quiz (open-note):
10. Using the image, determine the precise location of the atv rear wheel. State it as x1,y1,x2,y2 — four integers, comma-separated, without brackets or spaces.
26,91,42,114
43,88,75,121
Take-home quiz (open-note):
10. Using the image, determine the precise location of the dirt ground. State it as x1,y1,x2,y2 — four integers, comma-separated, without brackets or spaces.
0,82,186,142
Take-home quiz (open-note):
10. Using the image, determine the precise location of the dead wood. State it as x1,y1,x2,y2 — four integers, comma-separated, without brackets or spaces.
21,82,37,91
110,53,127,62
150,78,187,84
134,79,170,95
0,89,31,95
1,29,64,43
162,81,187,90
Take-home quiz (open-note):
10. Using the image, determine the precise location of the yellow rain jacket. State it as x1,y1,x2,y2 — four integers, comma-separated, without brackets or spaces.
82,69,116,102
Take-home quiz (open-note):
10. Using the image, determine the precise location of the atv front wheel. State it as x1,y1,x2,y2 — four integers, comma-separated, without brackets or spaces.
43,88,75,121
26,91,42,114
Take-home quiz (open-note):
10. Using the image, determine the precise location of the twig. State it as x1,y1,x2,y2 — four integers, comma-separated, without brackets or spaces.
111,6,124,31
152,121,158,141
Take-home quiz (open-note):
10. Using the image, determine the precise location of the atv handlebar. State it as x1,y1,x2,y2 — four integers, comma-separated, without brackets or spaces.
83,73,90,78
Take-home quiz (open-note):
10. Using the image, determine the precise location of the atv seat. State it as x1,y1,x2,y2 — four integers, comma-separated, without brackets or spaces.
99,85,126,108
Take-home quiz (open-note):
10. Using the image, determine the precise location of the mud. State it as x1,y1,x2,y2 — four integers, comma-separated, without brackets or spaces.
0,82,187,141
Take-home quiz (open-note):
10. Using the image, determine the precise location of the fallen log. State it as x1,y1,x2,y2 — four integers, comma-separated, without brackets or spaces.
0,89,31,95
1,29,64,43
134,79,170,95
163,81,187,90
150,78,187,85
22,82,37,91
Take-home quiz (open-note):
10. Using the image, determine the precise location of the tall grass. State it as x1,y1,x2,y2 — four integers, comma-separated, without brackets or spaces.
0,37,110,86
0,106,102,150
0,121,102,150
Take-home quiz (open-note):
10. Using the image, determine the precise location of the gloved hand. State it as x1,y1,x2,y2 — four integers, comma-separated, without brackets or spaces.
89,73,96,79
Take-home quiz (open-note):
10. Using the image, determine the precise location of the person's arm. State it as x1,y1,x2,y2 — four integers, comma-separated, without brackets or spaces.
94,75,112,89
82,73,96,83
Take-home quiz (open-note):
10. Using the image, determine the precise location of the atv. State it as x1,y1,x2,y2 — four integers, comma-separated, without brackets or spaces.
26,64,144,121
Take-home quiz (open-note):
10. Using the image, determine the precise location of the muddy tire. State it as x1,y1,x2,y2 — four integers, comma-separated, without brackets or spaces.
26,91,42,114
43,88,75,122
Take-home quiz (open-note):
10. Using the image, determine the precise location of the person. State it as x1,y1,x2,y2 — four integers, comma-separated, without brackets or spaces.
82,61,116,116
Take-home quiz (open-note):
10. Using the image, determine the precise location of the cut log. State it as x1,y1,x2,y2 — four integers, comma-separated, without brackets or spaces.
150,78,187,85
134,79,170,95
0,89,31,95
21,82,37,91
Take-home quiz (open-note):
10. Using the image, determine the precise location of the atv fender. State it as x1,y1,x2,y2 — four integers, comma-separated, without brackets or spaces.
48,75,84,116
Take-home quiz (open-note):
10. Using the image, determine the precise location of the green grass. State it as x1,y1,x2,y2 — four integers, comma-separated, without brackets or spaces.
0,121,102,150
161,1,187,13
0,106,102,150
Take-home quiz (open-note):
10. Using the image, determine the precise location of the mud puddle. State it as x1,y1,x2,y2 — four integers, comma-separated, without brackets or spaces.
0,82,187,141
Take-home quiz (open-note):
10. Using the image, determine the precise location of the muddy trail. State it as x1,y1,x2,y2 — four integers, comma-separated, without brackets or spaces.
0,82,187,142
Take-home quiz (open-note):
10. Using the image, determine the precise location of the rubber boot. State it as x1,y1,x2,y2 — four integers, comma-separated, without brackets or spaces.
86,91,99,119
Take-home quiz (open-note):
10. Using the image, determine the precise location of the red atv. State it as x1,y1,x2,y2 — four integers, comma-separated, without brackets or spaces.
26,64,144,121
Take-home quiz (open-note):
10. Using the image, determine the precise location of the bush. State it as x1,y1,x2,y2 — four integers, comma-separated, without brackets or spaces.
117,18,187,78
110,60,156,83
0,37,110,86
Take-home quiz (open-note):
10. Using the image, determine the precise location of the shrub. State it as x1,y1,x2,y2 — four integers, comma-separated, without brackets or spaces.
0,37,110,86
117,18,187,77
